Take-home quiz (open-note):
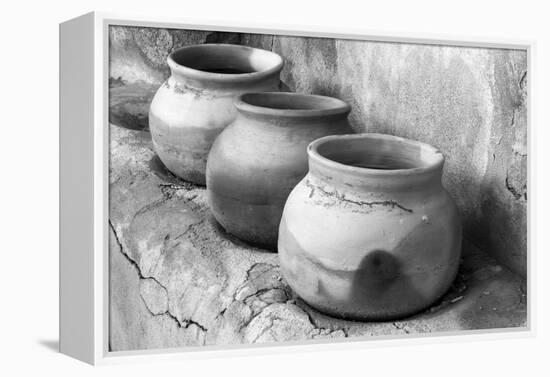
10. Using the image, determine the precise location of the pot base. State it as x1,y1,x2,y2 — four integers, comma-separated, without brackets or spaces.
152,139,207,186
208,190,282,251
278,218,460,321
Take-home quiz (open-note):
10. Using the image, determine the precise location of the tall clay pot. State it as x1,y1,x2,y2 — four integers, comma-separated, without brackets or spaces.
149,44,284,185
206,92,354,250
278,134,462,320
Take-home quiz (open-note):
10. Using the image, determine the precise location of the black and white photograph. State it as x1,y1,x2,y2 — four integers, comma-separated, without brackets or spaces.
107,24,528,352
5,0,550,375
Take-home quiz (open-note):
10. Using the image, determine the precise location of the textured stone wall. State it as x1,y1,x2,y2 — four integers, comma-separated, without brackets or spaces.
109,26,527,276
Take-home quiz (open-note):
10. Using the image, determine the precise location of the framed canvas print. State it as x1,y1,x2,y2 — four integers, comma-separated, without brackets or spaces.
59,12,532,365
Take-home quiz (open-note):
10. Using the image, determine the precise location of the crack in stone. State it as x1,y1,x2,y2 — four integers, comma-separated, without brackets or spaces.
142,299,209,333
233,304,268,336
243,288,289,304
249,311,283,343
109,219,209,333
180,318,208,332
339,327,350,337
133,183,204,221
294,300,350,338
158,181,196,194
232,263,352,339
134,195,172,218
245,300,350,343
179,219,211,252
505,175,526,201
234,263,279,301
305,179,413,213
519,71,527,92
110,219,163,286
220,263,330,340
210,263,286,337
392,322,411,334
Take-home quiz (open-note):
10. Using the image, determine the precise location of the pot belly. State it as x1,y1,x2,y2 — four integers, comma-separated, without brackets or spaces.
149,82,236,185
278,179,462,320
208,189,285,249
206,151,304,250
150,123,222,185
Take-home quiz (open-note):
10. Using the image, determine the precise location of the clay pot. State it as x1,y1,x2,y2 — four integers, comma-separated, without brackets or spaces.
206,92,354,250
278,134,462,320
149,44,284,184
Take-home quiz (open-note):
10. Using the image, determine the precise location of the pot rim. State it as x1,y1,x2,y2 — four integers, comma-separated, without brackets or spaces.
308,133,445,177
235,92,352,118
167,44,283,85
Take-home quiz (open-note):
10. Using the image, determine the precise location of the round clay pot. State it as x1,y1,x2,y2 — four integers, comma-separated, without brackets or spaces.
206,92,354,250
149,44,284,185
278,133,462,320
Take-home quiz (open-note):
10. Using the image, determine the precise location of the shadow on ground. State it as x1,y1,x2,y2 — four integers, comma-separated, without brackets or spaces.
38,339,59,353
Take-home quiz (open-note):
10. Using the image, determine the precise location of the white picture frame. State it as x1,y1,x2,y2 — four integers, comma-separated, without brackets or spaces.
59,11,534,365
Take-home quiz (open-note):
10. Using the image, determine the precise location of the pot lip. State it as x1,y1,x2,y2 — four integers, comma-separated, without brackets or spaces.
167,44,283,84
308,133,444,177
235,92,352,118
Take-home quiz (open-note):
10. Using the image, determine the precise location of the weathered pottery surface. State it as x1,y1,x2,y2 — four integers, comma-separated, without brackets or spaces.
279,134,462,320
149,44,284,185
206,92,353,250
109,120,526,351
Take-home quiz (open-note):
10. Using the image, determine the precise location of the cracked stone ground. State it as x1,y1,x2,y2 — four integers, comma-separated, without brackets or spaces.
108,89,527,351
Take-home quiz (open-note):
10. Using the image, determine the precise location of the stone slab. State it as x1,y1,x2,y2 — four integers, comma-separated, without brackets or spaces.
109,122,526,352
